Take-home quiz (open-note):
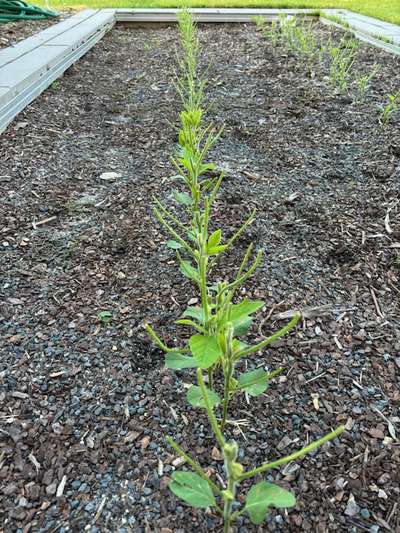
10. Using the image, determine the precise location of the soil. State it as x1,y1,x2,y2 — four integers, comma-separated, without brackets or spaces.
1,21,400,533
0,12,70,49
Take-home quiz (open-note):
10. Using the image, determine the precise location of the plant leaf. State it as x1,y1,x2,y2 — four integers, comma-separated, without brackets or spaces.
174,190,193,206
165,353,198,370
207,244,228,256
187,385,221,408
167,240,183,250
238,368,269,396
183,306,205,324
189,334,222,368
179,261,200,282
245,482,296,524
170,471,216,508
230,300,265,321
208,229,221,248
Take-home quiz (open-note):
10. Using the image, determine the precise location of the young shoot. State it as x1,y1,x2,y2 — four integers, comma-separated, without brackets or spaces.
355,63,380,103
379,91,400,127
328,37,359,94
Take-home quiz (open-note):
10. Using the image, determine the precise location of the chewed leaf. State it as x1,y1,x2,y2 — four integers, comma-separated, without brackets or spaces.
238,368,269,396
245,482,296,524
187,385,221,408
170,471,216,508
165,353,198,370
167,240,183,250
189,334,222,369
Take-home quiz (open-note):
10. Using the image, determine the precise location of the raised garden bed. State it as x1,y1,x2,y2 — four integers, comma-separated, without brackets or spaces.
0,14,69,49
0,19,399,532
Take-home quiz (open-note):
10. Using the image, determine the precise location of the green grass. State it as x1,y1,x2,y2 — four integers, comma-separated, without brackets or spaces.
38,0,400,26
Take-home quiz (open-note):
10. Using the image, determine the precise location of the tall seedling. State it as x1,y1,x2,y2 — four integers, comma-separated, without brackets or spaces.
147,10,344,531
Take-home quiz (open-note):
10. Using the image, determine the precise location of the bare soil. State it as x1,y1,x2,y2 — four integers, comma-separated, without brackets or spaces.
0,22,399,533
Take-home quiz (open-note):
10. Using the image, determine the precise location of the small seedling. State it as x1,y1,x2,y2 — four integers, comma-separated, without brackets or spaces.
97,310,112,325
328,37,359,94
379,91,400,127
253,16,281,46
355,63,380,103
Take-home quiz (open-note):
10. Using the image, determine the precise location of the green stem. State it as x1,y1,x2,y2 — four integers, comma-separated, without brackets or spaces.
236,313,300,360
197,368,225,448
166,436,223,499
221,361,232,430
238,426,345,481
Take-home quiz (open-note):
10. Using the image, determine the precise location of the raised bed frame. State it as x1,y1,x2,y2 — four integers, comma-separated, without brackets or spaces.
0,7,399,134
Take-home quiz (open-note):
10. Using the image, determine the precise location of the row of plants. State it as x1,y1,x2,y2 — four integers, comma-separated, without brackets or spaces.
254,14,400,127
146,10,344,532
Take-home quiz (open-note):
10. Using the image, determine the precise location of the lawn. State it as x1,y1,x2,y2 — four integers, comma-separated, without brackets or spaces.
37,0,400,25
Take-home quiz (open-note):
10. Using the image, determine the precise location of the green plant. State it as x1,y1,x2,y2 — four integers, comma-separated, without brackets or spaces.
169,368,344,532
146,10,344,531
328,37,359,93
355,63,380,103
97,310,112,325
379,91,400,127
253,15,281,46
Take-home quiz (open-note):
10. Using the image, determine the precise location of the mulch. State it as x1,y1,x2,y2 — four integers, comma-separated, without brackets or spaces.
0,21,399,533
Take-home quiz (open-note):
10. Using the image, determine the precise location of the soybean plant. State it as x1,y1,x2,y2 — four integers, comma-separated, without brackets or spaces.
355,63,380,103
379,91,400,127
146,10,344,531
328,37,359,94
168,368,344,533
253,15,281,46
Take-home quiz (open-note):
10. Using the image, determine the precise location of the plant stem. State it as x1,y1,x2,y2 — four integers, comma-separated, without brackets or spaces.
197,368,225,448
166,436,223,499
238,426,345,481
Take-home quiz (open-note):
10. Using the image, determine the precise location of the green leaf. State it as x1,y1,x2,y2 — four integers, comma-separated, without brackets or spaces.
208,229,221,249
179,261,200,282
238,368,269,396
230,300,265,321
167,240,183,250
187,385,221,408
165,352,198,370
207,244,228,256
183,306,205,324
245,482,296,524
189,334,222,369
170,471,216,508
228,300,265,336
174,190,193,206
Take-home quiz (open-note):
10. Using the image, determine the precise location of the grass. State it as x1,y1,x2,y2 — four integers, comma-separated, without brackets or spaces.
37,0,400,25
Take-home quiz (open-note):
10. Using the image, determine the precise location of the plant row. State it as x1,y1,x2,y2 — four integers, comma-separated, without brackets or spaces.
146,10,344,532
254,14,400,127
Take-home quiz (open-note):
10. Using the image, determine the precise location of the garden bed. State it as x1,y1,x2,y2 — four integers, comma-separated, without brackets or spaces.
0,21,399,532
0,14,68,49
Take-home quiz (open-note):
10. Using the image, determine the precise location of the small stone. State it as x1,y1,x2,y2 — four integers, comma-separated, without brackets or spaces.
99,172,121,181
361,508,370,519
345,494,360,517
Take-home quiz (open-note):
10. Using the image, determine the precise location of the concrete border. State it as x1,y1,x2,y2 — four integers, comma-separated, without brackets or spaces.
0,7,399,134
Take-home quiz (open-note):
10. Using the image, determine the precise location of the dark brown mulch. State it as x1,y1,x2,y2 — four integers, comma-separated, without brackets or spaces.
0,21,399,533
0,11,69,49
